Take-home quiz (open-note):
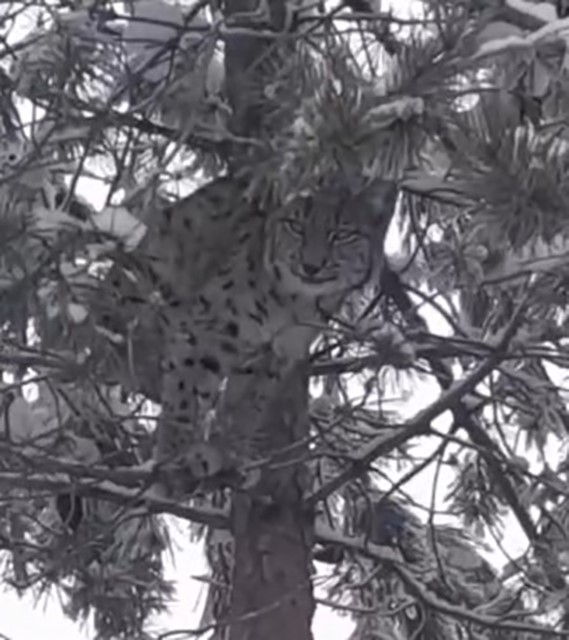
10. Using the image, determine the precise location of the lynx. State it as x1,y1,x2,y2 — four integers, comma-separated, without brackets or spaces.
149,177,397,488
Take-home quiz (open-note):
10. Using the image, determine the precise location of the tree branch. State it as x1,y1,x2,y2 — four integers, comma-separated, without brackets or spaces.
379,267,563,586
316,524,569,638
306,338,509,508
0,469,228,528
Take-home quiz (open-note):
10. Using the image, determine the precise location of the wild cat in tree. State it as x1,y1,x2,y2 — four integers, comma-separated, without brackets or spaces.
148,176,398,495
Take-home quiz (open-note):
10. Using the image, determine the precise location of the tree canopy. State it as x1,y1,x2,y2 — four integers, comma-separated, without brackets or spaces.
2,1,569,639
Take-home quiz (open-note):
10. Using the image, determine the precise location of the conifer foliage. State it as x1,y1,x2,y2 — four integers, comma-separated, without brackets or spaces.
1,1,569,639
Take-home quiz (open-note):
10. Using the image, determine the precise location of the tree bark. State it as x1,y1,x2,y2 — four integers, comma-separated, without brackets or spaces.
227,364,314,640
218,2,316,638
223,0,290,136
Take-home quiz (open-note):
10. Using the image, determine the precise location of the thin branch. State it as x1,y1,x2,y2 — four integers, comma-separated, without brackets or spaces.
378,269,561,586
306,340,508,508
316,524,569,638
0,470,228,528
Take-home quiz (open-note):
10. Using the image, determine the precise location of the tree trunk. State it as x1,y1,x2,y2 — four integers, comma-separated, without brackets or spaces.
224,0,291,137
226,364,314,640
229,495,314,640
216,1,316,637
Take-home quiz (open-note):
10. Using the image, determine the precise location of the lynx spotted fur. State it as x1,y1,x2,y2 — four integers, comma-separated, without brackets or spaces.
150,177,397,487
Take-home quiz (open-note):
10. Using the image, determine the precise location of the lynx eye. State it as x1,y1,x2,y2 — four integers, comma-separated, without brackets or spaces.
283,218,304,236
331,228,358,243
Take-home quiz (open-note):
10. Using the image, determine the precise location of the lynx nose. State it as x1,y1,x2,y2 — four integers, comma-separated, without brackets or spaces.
302,263,321,277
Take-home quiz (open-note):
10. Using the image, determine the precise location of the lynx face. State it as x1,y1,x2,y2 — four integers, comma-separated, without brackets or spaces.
265,182,396,297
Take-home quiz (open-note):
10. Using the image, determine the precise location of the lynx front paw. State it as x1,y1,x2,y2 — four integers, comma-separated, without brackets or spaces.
152,442,227,500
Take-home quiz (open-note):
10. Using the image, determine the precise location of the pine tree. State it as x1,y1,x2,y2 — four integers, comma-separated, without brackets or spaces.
1,1,569,639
